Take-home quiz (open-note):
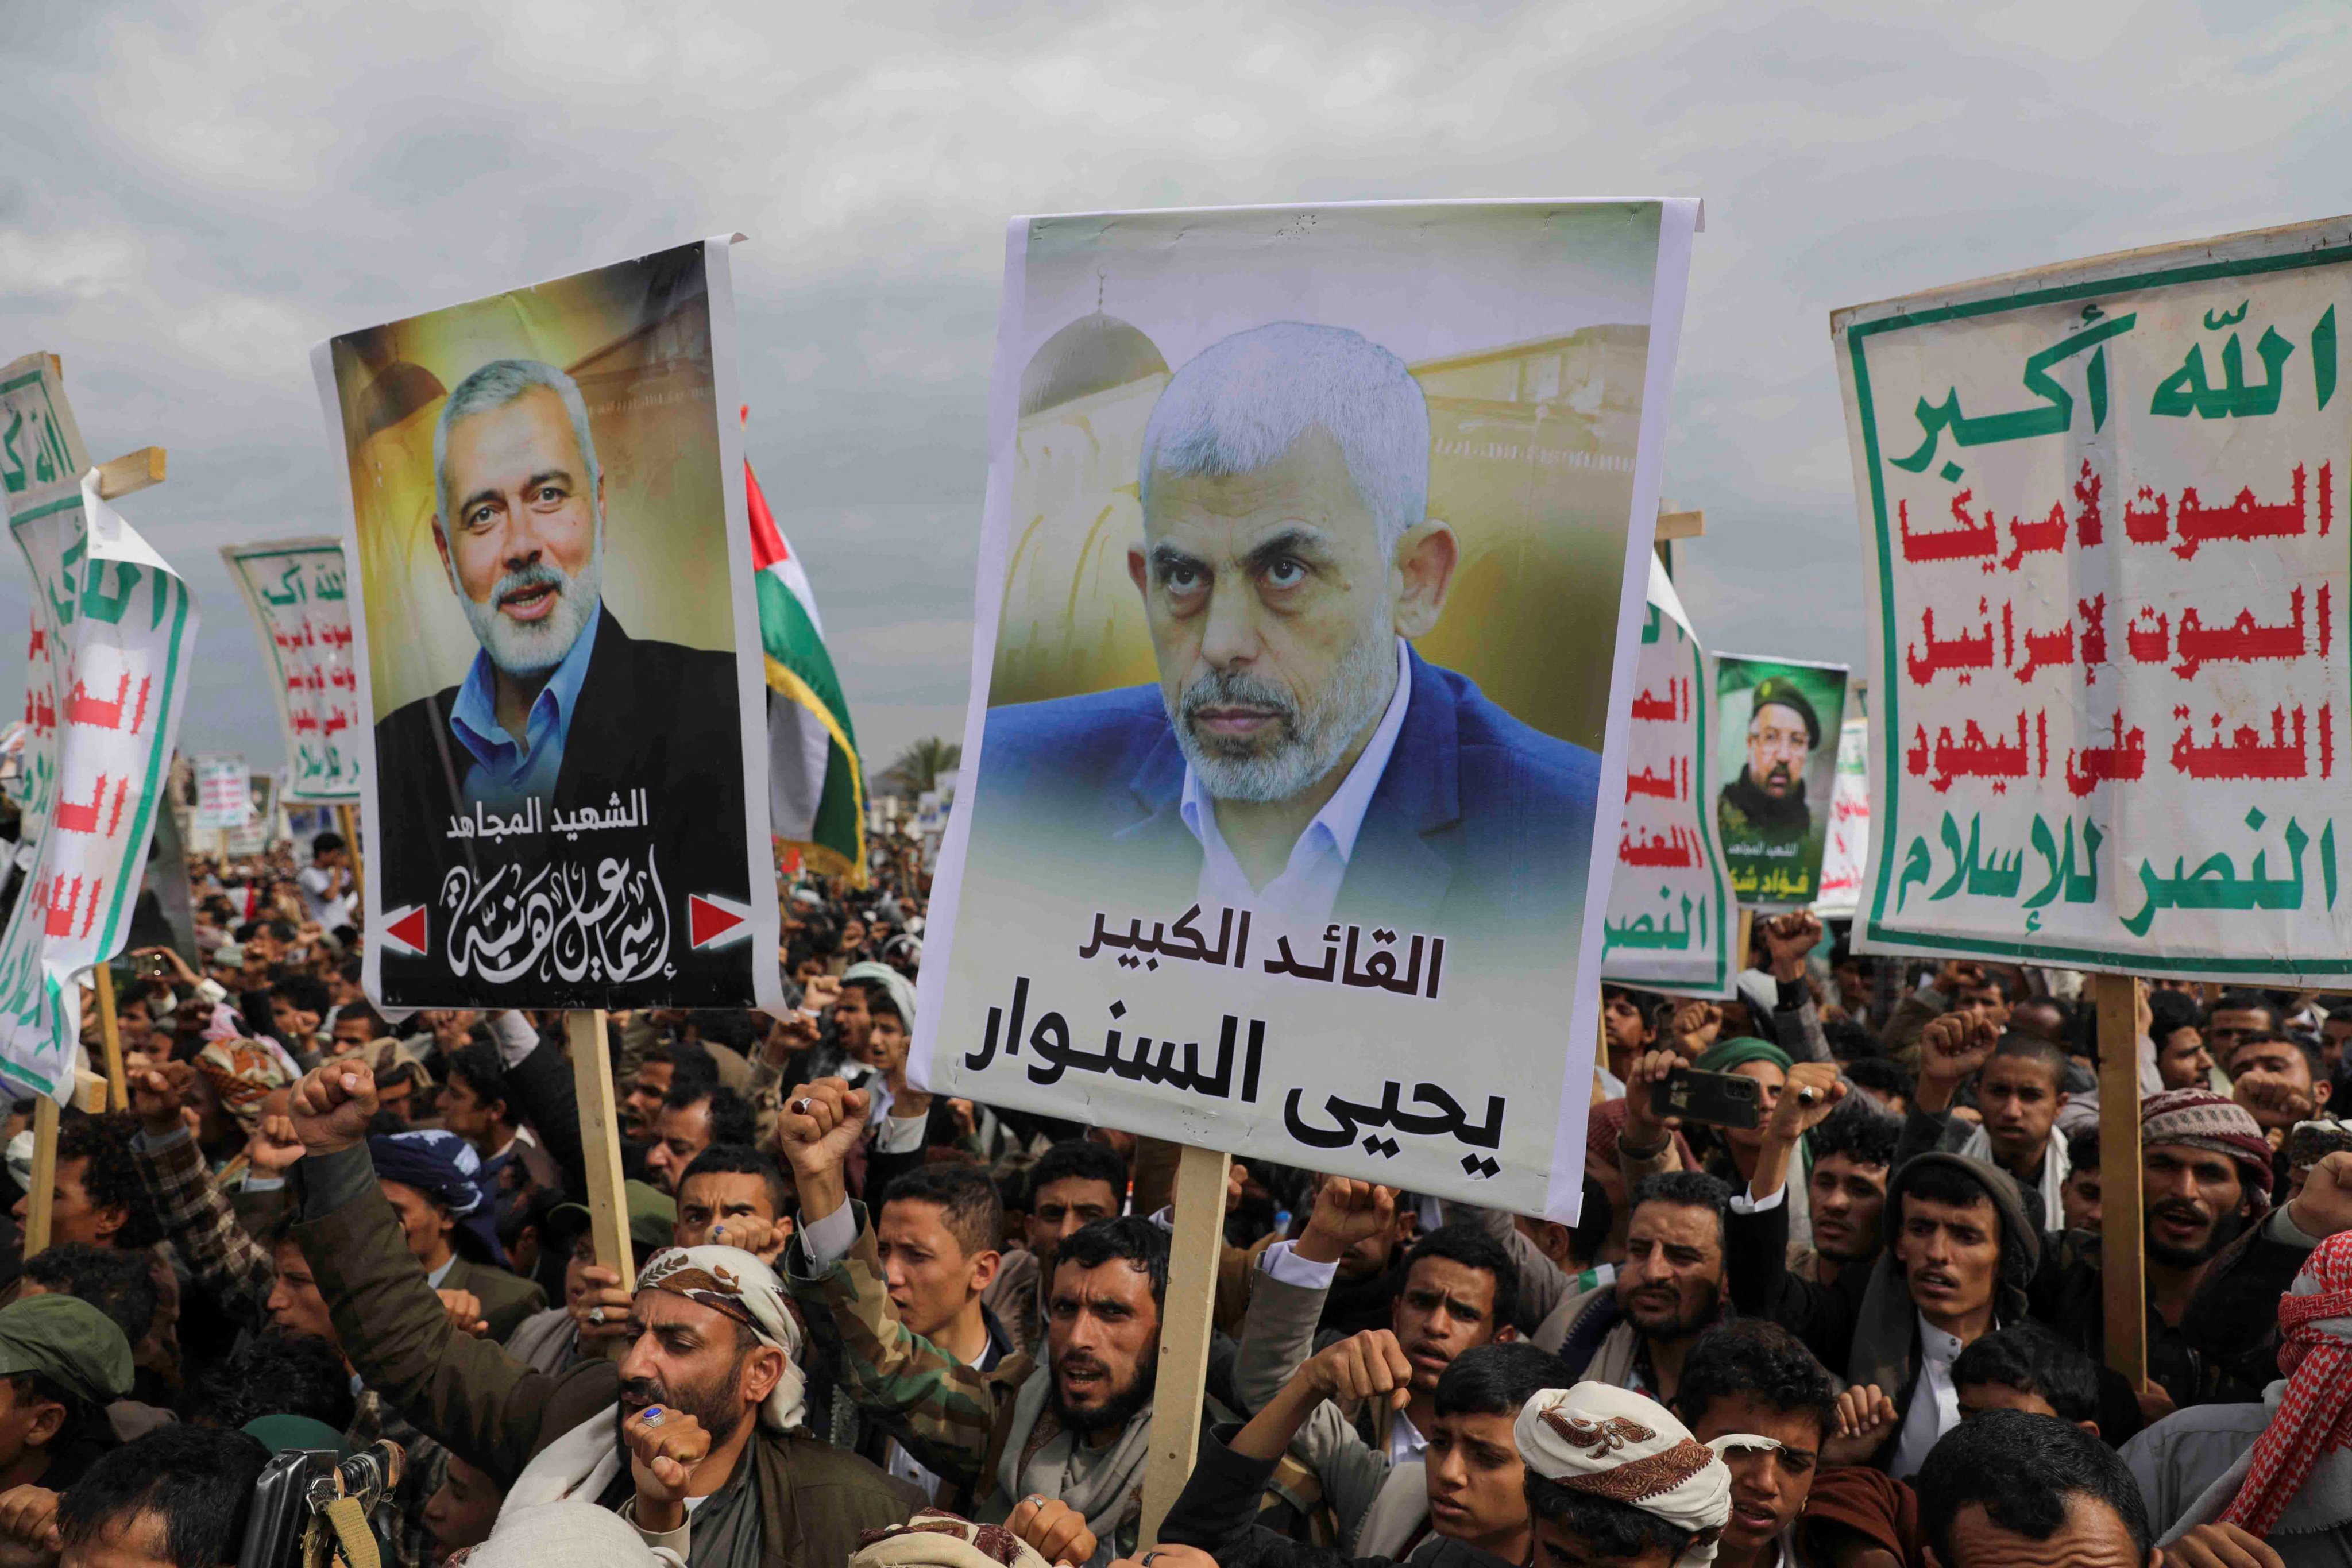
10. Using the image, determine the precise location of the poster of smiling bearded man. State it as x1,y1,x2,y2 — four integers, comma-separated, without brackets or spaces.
310,238,782,1012
914,200,1700,1218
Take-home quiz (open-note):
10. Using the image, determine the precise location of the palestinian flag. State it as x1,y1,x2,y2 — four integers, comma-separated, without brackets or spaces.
747,454,867,886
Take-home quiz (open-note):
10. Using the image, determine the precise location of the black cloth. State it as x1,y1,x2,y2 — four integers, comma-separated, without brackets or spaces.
1160,1429,1515,1568
1719,764,1811,835
372,614,752,1009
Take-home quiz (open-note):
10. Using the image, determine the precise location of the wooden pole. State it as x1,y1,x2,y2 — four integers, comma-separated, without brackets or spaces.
1735,907,1755,976
335,802,364,908
91,965,126,1111
1138,1142,1231,1548
22,1098,57,1260
566,1009,635,1351
2094,971,2146,1389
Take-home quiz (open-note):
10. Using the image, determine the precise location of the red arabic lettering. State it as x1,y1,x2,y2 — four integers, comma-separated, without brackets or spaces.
2064,711,2145,797
2171,704,2309,781
2172,585,2305,680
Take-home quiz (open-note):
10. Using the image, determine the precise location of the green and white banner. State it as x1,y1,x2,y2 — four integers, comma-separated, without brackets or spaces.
1837,214,2352,980
222,538,360,802
0,353,199,1102
1601,555,1735,997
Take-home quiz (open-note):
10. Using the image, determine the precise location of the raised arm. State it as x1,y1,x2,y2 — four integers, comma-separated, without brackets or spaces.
285,1060,589,1485
1233,1179,1392,1414
1728,1060,1858,1370
130,1065,283,1331
1760,913,1832,1063
775,1079,1001,1488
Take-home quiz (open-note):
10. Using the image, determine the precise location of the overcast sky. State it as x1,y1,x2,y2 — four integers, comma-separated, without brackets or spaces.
1,0,2341,782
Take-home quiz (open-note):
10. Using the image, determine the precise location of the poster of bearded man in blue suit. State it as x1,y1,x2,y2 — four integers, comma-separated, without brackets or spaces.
913,201,1700,1220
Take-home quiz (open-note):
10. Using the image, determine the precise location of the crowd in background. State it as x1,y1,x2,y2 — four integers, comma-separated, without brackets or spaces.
0,841,2338,1566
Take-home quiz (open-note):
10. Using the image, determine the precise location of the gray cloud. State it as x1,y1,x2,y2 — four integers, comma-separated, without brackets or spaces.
1,0,2345,778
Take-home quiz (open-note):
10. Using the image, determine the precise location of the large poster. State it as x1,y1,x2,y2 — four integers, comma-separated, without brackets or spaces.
309,238,781,1012
913,200,1701,1219
0,354,199,1102
1714,654,1850,909
223,538,361,802
1601,555,1735,997
1838,215,2352,980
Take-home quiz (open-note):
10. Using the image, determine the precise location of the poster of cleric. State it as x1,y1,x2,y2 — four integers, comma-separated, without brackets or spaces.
913,200,1700,1218
308,238,781,1011
1713,654,1850,909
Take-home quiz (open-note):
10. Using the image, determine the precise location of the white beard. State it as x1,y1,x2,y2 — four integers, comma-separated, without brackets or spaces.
457,540,603,679
1172,627,1395,805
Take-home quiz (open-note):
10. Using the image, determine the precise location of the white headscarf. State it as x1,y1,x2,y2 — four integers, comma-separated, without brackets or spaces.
1515,1384,1734,1567
635,1245,809,1432
458,1502,680,1566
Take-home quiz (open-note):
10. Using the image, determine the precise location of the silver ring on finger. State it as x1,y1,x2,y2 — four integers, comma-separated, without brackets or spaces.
588,1306,605,1326
792,1098,812,1115
640,1409,666,1427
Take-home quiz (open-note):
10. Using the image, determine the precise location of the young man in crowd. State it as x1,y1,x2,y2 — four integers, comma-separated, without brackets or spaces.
1599,984,1660,1095
2227,1030,2332,1151
1728,1056,2040,1476
1671,1321,1836,1568
44,1424,271,1567
10,1115,159,1261
0,1295,136,1500
1514,1383,1732,1568
1949,1320,2102,1433
1235,1177,1519,1466
1165,1332,1574,1567
2205,990,2283,1061
1791,1099,1896,1286
2149,988,2216,1091
441,1042,540,1205
778,1076,1156,1564
987,1140,1128,1357
1904,1018,2073,1232
617,1041,714,1141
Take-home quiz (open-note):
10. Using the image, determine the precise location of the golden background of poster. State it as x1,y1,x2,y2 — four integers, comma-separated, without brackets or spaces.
323,251,733,719
988,320,1650,752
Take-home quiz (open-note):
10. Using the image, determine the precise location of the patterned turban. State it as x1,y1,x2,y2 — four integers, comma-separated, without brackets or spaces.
636,1246,808,1432
2220,1231,2352,1536
1516,1383,1733,1566
194,1036,291,1132
2141,1088,2274,1207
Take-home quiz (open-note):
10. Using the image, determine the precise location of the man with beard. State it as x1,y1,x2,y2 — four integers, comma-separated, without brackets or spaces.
777,1077,1167,1566
279,1059,920,1566
371,357,750,1003
976,322,1597,946
1234,1179,1519,1467
1717,677,1821,853
1540,1171,1733,1404
2036,1087,2310,1414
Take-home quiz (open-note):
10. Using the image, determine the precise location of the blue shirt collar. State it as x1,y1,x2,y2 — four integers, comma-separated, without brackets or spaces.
447,601,603,775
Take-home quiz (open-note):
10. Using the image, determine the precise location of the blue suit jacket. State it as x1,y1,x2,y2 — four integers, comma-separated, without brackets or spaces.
975,648,1598,940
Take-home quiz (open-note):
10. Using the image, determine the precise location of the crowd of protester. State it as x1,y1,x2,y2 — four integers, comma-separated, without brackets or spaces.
0,842,2342,1565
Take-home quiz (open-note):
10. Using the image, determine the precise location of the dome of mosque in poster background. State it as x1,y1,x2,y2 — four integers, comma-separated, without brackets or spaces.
1019,313,1169,416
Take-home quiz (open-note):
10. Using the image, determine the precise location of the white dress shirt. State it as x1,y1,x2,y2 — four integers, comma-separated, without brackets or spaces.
1179,639,1413,936
1891,1315,1965,1480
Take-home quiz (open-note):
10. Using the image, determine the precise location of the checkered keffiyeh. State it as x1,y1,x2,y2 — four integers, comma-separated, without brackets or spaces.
2220,1231,2352,1536
2140,1088,2274,1207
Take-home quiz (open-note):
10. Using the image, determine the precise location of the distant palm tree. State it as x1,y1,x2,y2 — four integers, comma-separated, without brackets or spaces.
882,736,961,796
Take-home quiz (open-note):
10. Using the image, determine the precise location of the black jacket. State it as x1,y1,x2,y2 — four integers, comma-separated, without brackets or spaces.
371,613,752,1009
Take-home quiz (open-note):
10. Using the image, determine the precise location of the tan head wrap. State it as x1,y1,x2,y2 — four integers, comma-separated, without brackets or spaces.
1515,1383,1733,1567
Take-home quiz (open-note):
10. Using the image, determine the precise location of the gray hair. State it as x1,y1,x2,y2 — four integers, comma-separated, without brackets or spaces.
432,358,602,527
1139,322,1429,559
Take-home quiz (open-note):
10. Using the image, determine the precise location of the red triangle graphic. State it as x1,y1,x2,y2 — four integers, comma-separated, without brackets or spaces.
689,895,746,949
385,905,427,954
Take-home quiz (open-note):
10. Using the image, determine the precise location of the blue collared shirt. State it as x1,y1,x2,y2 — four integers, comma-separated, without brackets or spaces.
448,604,603,810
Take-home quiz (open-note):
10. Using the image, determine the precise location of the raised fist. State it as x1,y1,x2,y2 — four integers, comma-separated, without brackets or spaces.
1296,1178,1396,1265
289,1061,379,1157
1304,1328,1413,1408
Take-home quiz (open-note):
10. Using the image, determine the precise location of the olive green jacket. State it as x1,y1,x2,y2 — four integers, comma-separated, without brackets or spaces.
294,1145,920,1568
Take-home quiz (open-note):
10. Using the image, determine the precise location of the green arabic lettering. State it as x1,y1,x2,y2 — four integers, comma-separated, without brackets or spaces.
2150,324,2294,419
2317,306,2338,413
1897,836,1932,912
1928,813,1969,902
79,561,143,627
1891,314,2138,473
